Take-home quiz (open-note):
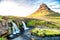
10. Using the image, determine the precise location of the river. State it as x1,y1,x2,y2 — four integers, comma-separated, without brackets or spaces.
9,28,60,40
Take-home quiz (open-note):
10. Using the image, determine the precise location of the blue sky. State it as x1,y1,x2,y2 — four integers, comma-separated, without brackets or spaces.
0,0,60,16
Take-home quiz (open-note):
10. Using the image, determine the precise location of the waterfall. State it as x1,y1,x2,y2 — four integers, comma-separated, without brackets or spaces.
12,22,20,34
8,21,29,38
22,21,29,30
8,21,20,38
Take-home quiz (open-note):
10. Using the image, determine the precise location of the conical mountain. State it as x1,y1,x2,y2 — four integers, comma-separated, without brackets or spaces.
37,3,50,12
26,3,60,18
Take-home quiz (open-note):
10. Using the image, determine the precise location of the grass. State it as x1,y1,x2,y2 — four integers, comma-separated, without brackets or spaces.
0,37,7,40
26,19,60,28
0,15,60,38
31,28,60,37
45,16,60,26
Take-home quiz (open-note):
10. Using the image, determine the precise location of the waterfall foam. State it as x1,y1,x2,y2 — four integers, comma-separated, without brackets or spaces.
22,21,29,30
8,21,20,38
12,22,20,34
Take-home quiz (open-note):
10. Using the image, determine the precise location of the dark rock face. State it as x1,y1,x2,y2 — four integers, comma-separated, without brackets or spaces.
37,3,50,12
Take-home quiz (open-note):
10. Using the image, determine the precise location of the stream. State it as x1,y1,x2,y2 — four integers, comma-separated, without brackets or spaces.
10,28,60,40
7,21,60,40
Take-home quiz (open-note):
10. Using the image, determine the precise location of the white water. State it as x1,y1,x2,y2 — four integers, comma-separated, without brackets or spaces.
9,21,29,38
9,22,20,37
12,22,20,34
22,21,29,30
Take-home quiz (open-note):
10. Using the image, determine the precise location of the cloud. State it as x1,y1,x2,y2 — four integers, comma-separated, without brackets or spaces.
45,1,60,13
51,5,60,8
48,1,59,5
0,0,60,17
0,1,37,16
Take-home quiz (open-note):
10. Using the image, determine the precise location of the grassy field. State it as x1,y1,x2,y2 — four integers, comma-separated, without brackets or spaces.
44,15,60,26
31,28,60,37
26,19,60,29
44,13,60,26
0,37,7,40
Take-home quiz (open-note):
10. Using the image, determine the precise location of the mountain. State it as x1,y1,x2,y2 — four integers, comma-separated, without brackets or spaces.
26,3,60,19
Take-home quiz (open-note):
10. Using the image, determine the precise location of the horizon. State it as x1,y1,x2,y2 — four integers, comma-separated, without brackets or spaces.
0,0,60,17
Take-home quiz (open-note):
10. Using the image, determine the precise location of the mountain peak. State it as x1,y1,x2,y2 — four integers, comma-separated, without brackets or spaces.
38,3,50,11
26,3,52,18
40,3,47,6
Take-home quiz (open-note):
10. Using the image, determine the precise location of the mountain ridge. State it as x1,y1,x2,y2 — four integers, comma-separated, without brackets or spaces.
26,3,60,18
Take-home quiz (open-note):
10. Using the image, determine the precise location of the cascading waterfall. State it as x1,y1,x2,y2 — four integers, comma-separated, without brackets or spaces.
22,21,29,30
12,22,20,34
8,21,20,38
8,21,29,38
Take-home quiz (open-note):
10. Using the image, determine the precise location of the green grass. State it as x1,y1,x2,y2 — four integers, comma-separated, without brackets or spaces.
26,19,47,26
31,28,60,37
45,15,60,26
26,19,60,28
0,37,7,40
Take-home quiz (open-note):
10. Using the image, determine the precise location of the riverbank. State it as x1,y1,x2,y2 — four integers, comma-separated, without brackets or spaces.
31,28,60,37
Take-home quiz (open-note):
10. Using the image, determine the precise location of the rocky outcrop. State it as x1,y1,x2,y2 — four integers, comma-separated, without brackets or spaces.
0,19,8,36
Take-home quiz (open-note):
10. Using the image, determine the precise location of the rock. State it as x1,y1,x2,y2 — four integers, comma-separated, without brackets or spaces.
0,19,8,36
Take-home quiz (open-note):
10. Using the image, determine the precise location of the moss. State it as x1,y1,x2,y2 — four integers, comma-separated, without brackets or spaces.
31,28,60,37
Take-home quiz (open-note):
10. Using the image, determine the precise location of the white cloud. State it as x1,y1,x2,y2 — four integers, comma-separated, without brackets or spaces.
46,1,60,13
0,1,36,17
0,0,60,17
51,5,60,8
48,1,58,5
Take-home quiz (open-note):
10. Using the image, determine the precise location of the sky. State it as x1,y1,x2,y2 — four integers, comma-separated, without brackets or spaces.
0,0,60,17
